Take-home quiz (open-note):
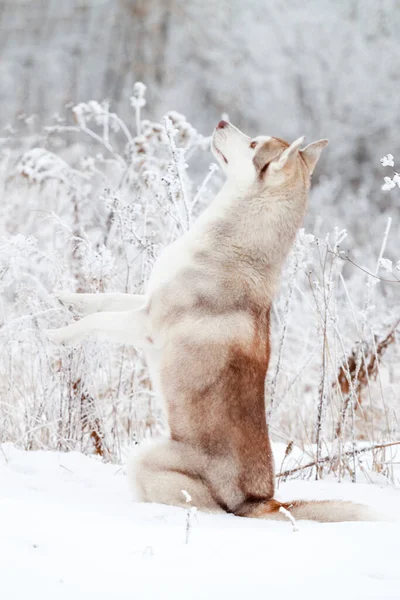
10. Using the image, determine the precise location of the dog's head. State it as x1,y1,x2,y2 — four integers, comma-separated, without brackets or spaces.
212,121,327,193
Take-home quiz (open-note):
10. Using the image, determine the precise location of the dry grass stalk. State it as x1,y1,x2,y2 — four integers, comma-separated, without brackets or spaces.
72,378,109,459
276,440,400,479
335,317,400,437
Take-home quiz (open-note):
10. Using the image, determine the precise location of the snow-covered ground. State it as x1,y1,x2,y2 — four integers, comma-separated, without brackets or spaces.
1,443,399,600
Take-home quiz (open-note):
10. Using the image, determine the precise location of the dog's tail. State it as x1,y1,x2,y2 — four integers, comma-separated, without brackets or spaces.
238,498,381,522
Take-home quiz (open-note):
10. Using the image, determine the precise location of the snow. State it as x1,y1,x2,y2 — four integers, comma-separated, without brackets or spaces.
1,444,399,600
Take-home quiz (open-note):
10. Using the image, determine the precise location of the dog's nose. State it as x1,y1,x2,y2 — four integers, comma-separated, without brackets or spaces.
217,120,229,129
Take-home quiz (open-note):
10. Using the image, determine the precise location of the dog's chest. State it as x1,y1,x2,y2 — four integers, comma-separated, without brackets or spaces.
146,235,195,295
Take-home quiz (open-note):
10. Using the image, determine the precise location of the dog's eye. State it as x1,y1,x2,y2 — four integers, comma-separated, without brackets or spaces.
260,162,270,176
250,141,257,149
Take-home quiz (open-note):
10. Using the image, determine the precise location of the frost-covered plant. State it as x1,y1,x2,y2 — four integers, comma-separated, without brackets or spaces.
381,155,400,192
380,156,400,276
0,85,217,459
268,156,400,482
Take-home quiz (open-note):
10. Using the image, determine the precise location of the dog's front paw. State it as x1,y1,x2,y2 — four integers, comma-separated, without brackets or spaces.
46,327,71,346
56,292,100,316
57,292,85,313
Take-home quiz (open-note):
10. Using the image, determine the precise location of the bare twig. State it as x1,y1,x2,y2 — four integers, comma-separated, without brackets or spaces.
276,441,400,478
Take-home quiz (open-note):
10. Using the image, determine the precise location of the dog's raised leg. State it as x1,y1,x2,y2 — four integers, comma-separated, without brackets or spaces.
46,307,150,347
57,292,146,315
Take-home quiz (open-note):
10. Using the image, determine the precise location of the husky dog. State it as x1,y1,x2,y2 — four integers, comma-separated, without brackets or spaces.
47,121,376,521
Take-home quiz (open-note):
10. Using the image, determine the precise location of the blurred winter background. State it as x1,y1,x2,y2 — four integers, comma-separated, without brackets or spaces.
0,0,399,481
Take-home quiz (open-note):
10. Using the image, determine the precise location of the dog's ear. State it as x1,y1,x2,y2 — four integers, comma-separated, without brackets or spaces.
253,141,275,176
300,139,328,175
274,137,305,171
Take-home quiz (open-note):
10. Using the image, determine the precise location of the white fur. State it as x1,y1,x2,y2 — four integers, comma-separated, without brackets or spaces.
57,292,146,314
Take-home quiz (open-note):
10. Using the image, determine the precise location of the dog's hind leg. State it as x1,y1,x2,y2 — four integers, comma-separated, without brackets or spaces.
129,439,224,512
57,293,147,315
46,307,150,347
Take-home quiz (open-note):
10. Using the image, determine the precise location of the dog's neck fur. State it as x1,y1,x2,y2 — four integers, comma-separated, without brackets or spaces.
193,171,309,295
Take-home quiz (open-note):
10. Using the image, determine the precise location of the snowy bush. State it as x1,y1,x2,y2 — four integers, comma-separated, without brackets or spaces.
0,85,398,483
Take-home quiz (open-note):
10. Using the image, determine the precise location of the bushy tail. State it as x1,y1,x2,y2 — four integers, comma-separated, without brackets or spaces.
280,499,379,522
240,498,380,522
